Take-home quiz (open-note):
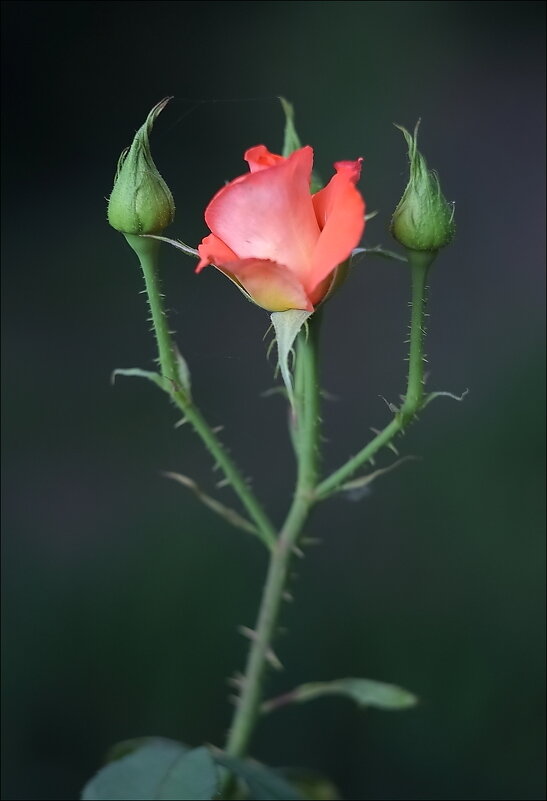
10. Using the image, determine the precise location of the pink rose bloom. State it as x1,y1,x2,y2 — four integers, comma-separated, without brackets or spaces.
196,145,365,311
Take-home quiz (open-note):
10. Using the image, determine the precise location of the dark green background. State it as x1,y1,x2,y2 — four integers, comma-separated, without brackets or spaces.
2,2,545,799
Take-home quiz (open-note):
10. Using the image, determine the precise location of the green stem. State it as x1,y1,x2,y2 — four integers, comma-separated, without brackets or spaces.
399,250,433,420
315,250,434,500
125,235,178,387
125,234,277,550
224,315,321,760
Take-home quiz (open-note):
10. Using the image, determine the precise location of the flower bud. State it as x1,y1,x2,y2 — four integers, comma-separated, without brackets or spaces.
107,98,175,235
390,122,455,253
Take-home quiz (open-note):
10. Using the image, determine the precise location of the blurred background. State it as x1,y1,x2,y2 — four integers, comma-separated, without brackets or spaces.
1,2,545,799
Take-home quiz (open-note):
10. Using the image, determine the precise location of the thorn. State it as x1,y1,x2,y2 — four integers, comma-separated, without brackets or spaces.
282,591,294,602
238,625,257,641
369,456,376,467
216,478,230,489
320,388,339,402
266,648,283,671
293,546,305,558
227,674,244,689
227,694,240,706
237,631,283,669
387,441,399,455
212,425,224,433
301,536,321,546
174,417,188,428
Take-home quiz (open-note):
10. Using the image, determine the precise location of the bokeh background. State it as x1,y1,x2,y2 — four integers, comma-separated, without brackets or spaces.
2,2,545,799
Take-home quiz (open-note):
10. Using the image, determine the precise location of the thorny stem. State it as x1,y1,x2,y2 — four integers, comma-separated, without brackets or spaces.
129,232,434,778
224,314,322,762
125,234,277,550
315,249,434,499
223,250,433,768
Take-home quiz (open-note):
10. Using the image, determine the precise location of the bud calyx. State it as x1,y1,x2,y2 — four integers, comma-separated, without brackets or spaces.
107,98,175,235
391,121,455,253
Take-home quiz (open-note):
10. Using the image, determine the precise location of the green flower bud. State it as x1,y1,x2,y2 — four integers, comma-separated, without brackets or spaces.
107,98,175,235
390,122,455,253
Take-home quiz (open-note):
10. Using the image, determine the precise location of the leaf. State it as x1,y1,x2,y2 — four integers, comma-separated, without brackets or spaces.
111,367,165,391
106,737,187,764
279,97,322,191
157,747,218,801
214,753,303,801
262,677,417,715
162,471,263,540
270,310,312,411
81,742,218,801
279,97,302,157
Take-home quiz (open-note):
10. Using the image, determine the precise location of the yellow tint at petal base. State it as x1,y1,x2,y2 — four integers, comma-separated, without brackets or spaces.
224,258,313,312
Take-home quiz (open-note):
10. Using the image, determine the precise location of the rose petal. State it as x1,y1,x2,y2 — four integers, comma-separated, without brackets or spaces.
196,233,237,273
217,257,313,312
244,145,286,173
205,146,321,284
312,158,363,228
333,158,364,184
309,159,365,291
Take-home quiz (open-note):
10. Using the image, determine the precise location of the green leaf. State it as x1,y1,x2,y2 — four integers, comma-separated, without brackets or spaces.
111,367,165,392
270,310,312,411
106,737,187,764
279,97,322,191
279,97,302,157
262,677,417,715
157,748,218,801
214,753,303,801
81,742,218,801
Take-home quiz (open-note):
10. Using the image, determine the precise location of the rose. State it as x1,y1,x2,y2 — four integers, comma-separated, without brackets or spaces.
196,145,365,311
